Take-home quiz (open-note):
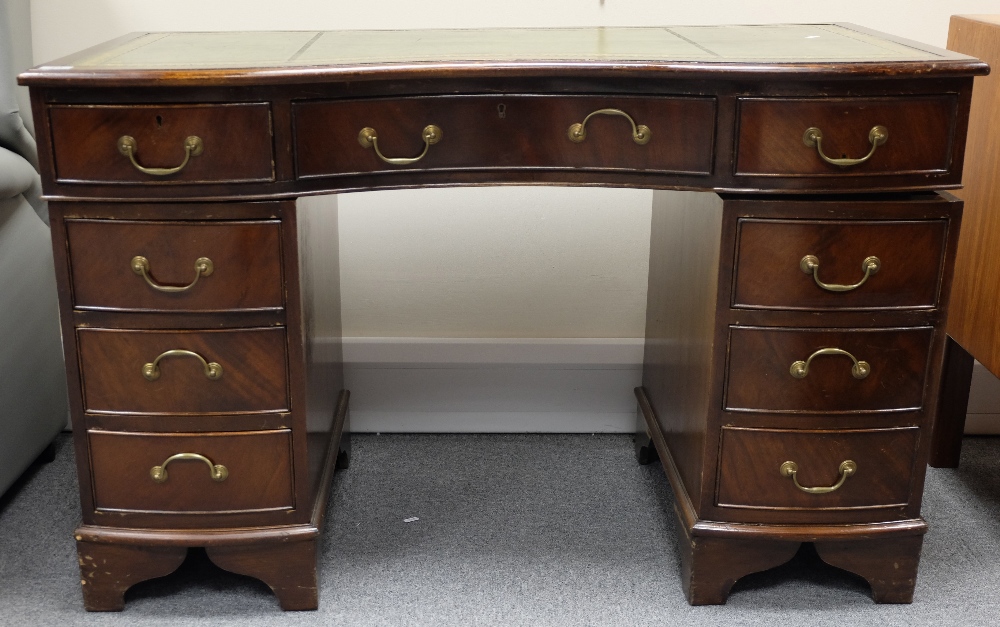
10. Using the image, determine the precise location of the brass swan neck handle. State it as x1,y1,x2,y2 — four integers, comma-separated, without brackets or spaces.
802,125,887,167
780,460,857,494
800,255,880,293
150,453,228,483
142,349,223,382
568,108,651,145
118,135,204,176
131,256,213,293
358,125,442,165
790,347,870,380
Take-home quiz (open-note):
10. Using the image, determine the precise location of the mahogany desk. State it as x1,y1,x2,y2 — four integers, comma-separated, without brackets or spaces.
19,24,987,610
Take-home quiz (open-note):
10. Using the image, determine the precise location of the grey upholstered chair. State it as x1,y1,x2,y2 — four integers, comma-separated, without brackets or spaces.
0,0,68,497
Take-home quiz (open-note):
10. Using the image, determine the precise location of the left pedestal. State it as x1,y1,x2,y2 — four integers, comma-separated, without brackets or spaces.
48,200,347,611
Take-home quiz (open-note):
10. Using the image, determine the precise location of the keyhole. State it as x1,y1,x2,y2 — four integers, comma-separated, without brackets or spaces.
497,104,506,119
156,115,163,128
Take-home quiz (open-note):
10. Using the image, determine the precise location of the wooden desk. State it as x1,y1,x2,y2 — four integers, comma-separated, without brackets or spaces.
19,24,987,610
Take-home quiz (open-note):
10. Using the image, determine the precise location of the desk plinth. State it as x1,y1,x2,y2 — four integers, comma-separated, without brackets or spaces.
20,24,986,610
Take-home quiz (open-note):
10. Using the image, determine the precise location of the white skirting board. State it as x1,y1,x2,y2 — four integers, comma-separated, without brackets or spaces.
325,337,645,433
964,360,1000,435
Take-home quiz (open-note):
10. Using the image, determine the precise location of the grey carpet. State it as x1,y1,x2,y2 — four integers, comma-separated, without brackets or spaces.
1,433,999,626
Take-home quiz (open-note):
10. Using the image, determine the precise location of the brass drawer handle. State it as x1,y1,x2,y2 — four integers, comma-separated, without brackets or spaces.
568,108,651,145
142,349,223,381
802,125,887,167
358,125,442,165
117,135,204,176
799,254,880,292
780,460,856,494
150,452,228,483
790,347,870,380
131,255,213,292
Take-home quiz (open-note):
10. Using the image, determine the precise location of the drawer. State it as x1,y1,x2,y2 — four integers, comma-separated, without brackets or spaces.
48,103,274,184
716,426,918,510
733,218,948,310
78,327,288,414
724,326,933,413
66,219,284,312
293,95,715,178
88,429,294,514
735,96,957,179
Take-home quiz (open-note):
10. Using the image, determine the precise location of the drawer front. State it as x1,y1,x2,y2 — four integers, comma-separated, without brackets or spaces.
735,96,957,178
725,326,933,413
67,219,284,312
78,328,288,414
88,429,294,513
49,103,274,184
716,426,918,510
733,219,948,310
293,95,716,178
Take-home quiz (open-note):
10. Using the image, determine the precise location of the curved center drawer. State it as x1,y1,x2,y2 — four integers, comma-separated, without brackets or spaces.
724,326,933,413
88,429,294,514
77,327,289,414
733,218,948,310
716,426,918,511
293,95,716,178
67,219,284,312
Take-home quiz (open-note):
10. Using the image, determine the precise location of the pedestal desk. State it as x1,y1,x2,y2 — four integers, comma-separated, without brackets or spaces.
19,25,987,610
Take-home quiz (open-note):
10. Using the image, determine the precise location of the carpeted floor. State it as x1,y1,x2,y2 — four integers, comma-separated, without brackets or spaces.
1,433,999,626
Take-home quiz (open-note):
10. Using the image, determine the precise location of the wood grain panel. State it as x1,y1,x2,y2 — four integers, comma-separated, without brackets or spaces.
733,218,948,310
716,426,918,510
945,16,1000,377
725,326,933,413
78,327,288,414
67,219,283,312
49,103,274,184
642,191,725,509
294,95,715,178
88,429,293,513
736,96,957,177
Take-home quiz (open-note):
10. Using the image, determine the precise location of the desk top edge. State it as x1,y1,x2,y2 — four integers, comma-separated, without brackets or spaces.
19,23,989,88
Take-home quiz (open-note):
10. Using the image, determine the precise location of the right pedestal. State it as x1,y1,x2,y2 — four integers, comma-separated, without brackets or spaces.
639,190,961,604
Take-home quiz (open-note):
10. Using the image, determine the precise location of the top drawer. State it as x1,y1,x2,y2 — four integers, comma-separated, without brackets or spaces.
48,104,275,184
733,218,949,310
293,95,716,178
735,96,958,181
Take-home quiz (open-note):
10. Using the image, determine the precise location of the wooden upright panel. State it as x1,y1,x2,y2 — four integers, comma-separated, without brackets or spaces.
642,191,724,506
945,15,1000,377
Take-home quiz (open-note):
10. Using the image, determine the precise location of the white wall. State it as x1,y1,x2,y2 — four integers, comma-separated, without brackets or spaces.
7,0,33,134
29,1,1000,431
